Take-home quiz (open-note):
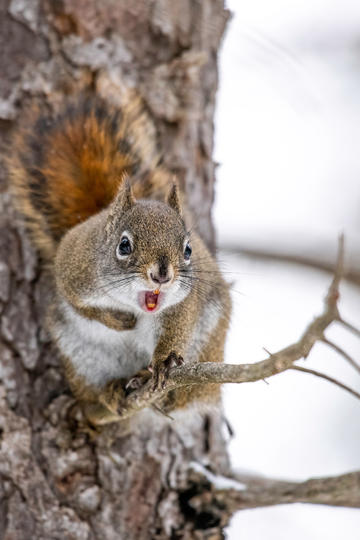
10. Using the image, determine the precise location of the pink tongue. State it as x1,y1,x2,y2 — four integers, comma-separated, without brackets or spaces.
145,292,159,310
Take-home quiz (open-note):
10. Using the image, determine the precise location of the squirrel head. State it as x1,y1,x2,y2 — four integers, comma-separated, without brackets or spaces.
92,179,193,314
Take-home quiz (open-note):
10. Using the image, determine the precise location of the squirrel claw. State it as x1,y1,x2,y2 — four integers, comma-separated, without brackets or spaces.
126,377,143,391
126,369,152,392
168,352,184,370
151,352,184,391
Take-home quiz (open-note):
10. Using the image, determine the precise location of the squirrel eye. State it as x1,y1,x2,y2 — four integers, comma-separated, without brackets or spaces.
117,236,132,258
184,241,192,262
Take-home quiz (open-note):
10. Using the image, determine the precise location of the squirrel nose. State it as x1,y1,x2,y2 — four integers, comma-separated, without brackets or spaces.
148,257,174,286
150,273,171,285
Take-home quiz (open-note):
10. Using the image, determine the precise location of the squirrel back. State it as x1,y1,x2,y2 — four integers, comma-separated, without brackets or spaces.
8,96,172,260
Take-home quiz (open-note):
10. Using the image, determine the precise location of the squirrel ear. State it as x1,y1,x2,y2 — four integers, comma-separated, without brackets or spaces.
167,181,182,215
106,177,135,239
114,176,135,213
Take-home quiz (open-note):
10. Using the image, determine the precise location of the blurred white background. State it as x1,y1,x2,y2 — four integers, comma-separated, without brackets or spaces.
215,0,360,270
214,0,360,538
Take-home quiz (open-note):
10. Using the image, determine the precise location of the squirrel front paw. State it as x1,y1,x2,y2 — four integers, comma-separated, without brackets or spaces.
150,351,184,391
113,311,137,330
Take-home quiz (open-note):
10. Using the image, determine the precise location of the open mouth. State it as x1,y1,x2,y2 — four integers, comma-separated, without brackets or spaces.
143,289,160,312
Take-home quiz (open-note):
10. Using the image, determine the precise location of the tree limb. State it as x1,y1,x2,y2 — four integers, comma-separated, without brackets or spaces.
115,236,360,515
120,236,360,420
188,463,360,512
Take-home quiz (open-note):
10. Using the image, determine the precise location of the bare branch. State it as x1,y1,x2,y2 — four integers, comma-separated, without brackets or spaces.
322,337,360,375
339,318,360,339
188,463,360,512
119,237,356,420
220,231,360,286
290,365,360,401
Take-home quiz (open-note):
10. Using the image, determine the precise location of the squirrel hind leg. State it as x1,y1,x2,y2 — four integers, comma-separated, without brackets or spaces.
83,378,127,426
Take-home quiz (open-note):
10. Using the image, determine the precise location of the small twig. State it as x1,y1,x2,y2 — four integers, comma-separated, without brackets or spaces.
338,318,360,339
290,365,360,401
322,337,360,375
222,416,234,438
323,234,343,316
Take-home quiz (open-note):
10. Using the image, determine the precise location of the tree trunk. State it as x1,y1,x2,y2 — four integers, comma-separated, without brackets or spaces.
0,1,231,538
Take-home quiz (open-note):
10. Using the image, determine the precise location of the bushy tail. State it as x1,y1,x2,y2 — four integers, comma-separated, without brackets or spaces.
8,96,171,260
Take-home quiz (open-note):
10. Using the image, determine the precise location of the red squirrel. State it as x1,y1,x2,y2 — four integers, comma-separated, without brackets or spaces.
8,96,231,425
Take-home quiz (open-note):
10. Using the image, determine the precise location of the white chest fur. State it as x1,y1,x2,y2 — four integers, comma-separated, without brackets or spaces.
53,301,159,388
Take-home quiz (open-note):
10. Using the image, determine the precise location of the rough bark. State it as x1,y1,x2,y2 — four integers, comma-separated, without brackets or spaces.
0,1,231,539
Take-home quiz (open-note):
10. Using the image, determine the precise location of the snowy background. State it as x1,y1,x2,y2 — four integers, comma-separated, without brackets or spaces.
215,0,360,269
214,1,360,538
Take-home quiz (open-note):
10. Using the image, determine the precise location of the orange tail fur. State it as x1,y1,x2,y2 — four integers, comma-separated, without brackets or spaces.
8,96,171,260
